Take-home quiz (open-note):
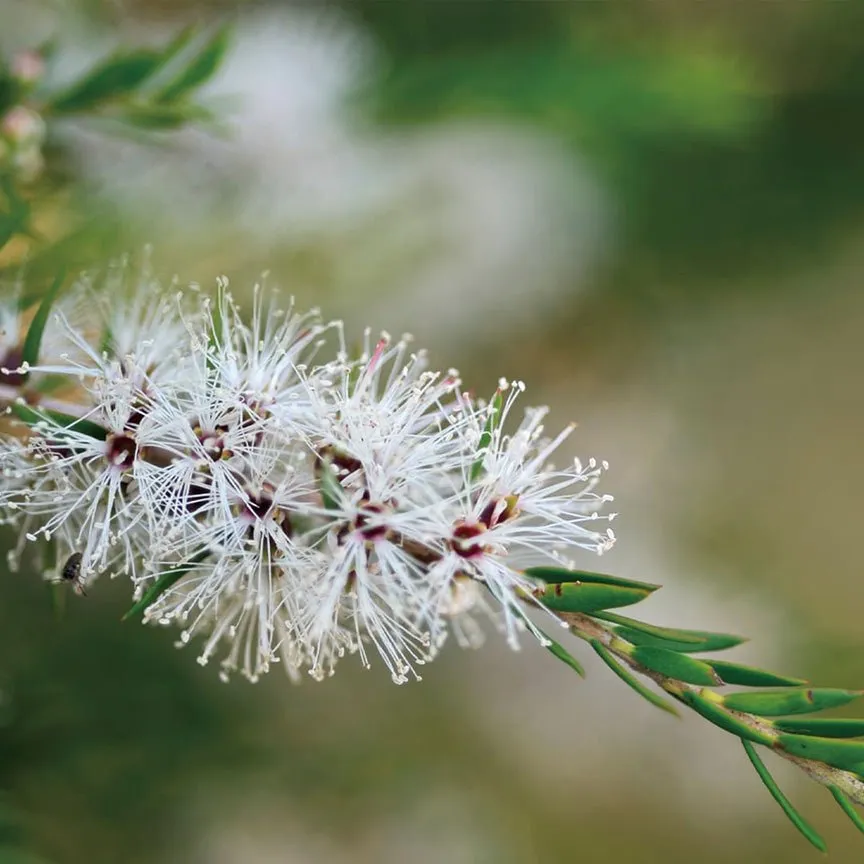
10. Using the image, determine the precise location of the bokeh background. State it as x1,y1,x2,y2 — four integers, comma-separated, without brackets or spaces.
2,1,864,862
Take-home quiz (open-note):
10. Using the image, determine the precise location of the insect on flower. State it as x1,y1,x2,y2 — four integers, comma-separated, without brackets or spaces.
57,551,87,596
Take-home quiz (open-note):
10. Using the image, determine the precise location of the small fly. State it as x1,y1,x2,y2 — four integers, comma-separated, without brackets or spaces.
57,552,87,596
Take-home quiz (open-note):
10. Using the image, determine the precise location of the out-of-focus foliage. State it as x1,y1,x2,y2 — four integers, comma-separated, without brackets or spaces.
2,2,864,864
0,20,228,281
348,0,864,291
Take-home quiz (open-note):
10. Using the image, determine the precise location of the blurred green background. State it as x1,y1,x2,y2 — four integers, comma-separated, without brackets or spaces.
3,1,864,861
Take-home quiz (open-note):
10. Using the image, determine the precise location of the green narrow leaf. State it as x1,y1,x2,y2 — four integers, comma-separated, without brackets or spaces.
20,268,65,371
120,102,210,130
535,580,655,615
590,639,679,716
158,24,198,69
774,718,864,738
469,388,504,482
10,403,107,441
315,458,343,511
122,556,208,621
741,739,827,853
526,567,660,592
28,373,73,395
49,50,164,113
678,690,773,745
776,733,864,774
627,645,722,687
156,25,230,103
723,688,862,718
829,786,864,836
707,660,807,688
0,176,30,250
595,610,747,653
205,282,226,367
543,631,585,678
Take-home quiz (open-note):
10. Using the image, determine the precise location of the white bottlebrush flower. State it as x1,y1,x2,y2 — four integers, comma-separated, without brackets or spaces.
31,280,191,391
0,387,155,585
0,273,94,385
287,334,475,682
418,380,617,652
143,533,321,684
0,272,616,685
195,280,328,411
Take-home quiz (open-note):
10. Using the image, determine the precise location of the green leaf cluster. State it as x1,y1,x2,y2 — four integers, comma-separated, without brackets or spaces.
45,26,230,127
530,564,864,851
0,24,231,255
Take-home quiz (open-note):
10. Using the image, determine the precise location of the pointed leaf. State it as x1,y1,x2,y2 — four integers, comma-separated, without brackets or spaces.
678,690,773,745
158,24,198,69
50,50,164,113
315,458,343,511
829,787,864,836
595,611,747,653
774,718,864,739
526,567,659,592
708,660,807,688
741,739,827,853
590,639,678,716
777,733,864,774
470,388,504,482
628,645,722,687
724,688,862,718
10,403,107,441
535,580,655,615
21,268,65,371
543,631,585,678
156,25,230,103
28,373,74,395
120,102,210,130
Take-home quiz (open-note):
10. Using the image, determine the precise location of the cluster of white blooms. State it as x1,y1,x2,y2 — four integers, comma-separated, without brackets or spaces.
0,271,616,683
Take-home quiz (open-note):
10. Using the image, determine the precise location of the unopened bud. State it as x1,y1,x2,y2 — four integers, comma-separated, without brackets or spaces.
11,50,45,85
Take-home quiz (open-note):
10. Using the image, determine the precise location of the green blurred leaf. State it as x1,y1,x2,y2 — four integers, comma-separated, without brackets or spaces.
315,458,343,511
830,786,864,836
469,387,504,482
10,403,108,441
0,69,18,116
627,645,722,687
29,373,73,395
678,690,773,745
156,25,230,104
49,50,163,113
122,557,207,621
534,579,655,615
526,567,659,592
741,739,827,853
370,45,761,142
158,24,198,70
707,660,807,688
0,175,31,250
595,611,747,653
724,689,862,718
21,268,65,371
777,733,864,774
119,102,211,130
589,639,678,716
774,718,864,738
